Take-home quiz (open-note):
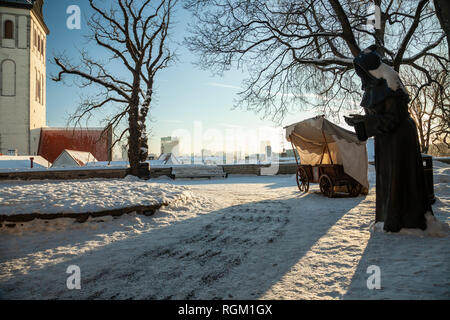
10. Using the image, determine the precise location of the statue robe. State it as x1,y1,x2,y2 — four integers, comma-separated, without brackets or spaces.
355,90,432,232
351,46,433,232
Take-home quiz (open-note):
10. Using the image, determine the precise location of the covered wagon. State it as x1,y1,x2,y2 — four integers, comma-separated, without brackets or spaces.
285,115,369,197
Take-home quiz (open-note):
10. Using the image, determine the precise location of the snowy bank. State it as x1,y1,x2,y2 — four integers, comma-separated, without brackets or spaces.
0,177,191,219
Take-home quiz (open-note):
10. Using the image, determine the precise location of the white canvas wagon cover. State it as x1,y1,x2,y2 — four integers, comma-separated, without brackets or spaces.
285,115,369,189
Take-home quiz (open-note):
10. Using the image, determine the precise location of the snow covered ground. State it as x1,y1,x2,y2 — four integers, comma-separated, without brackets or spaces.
0,162,448,300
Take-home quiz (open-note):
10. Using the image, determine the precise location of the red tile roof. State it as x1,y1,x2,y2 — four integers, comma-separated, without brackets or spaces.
37,127,112,163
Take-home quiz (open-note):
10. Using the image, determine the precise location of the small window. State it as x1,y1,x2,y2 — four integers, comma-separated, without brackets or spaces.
4,20,14,39
41,74,44,104
38,76,41,103
1,60,16,96
36,70,40,102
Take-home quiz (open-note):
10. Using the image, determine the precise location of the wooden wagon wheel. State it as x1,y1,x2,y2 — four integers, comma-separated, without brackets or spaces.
296,167,309,193
347,183,362,197
319,174,334,198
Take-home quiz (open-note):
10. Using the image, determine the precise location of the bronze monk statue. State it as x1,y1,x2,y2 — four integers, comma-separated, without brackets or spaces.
345,45,433,232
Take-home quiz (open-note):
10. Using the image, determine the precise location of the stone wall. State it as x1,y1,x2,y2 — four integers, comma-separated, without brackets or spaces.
0,168,129,181
219,163,297,176
219,164,262,175
0,163,298,181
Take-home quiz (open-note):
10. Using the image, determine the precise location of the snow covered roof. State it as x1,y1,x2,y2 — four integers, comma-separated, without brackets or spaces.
0,156,51,169
157,153,180,165
51,150,98,168
38,127,112,163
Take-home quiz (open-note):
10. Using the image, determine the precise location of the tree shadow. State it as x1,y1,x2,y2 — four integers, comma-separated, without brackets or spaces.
0,214,157,263
0,193,365,300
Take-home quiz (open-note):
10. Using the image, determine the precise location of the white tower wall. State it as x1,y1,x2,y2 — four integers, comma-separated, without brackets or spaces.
0,3,47,156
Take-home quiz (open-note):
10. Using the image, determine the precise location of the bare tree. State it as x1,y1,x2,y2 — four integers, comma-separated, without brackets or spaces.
184,0,448,123
433,0,450,56
405,59,449,154
53,0,176,176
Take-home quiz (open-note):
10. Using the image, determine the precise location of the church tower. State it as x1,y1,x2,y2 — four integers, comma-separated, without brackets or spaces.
0,0,49,155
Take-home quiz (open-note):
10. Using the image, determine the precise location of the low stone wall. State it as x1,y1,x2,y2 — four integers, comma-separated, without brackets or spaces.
219,163,297,176
274,163,298,175
150,167,173,178
0,163,297,181
0,168,129,181
220,164,262,175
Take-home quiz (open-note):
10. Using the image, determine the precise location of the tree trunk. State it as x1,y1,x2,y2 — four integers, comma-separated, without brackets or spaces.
434,0,450,56
138,87,152,163
128,98,141,177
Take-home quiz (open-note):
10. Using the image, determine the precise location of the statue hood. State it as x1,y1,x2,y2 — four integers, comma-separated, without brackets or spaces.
353,46,409,108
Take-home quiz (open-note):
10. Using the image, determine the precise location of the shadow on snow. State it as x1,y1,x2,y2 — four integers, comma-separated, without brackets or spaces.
0,192,366,300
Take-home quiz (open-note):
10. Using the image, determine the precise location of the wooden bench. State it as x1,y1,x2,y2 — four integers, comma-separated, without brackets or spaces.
171,165,227,179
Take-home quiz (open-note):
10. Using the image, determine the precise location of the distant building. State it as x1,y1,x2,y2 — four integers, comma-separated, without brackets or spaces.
260,140,270,151
161,136,180,156
0,0,49,155
265,145,272,159
201,149,211,157
201,149,212,163
258,141,272,161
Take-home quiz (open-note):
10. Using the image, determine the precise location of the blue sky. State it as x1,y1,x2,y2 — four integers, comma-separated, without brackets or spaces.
43,1,319,155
